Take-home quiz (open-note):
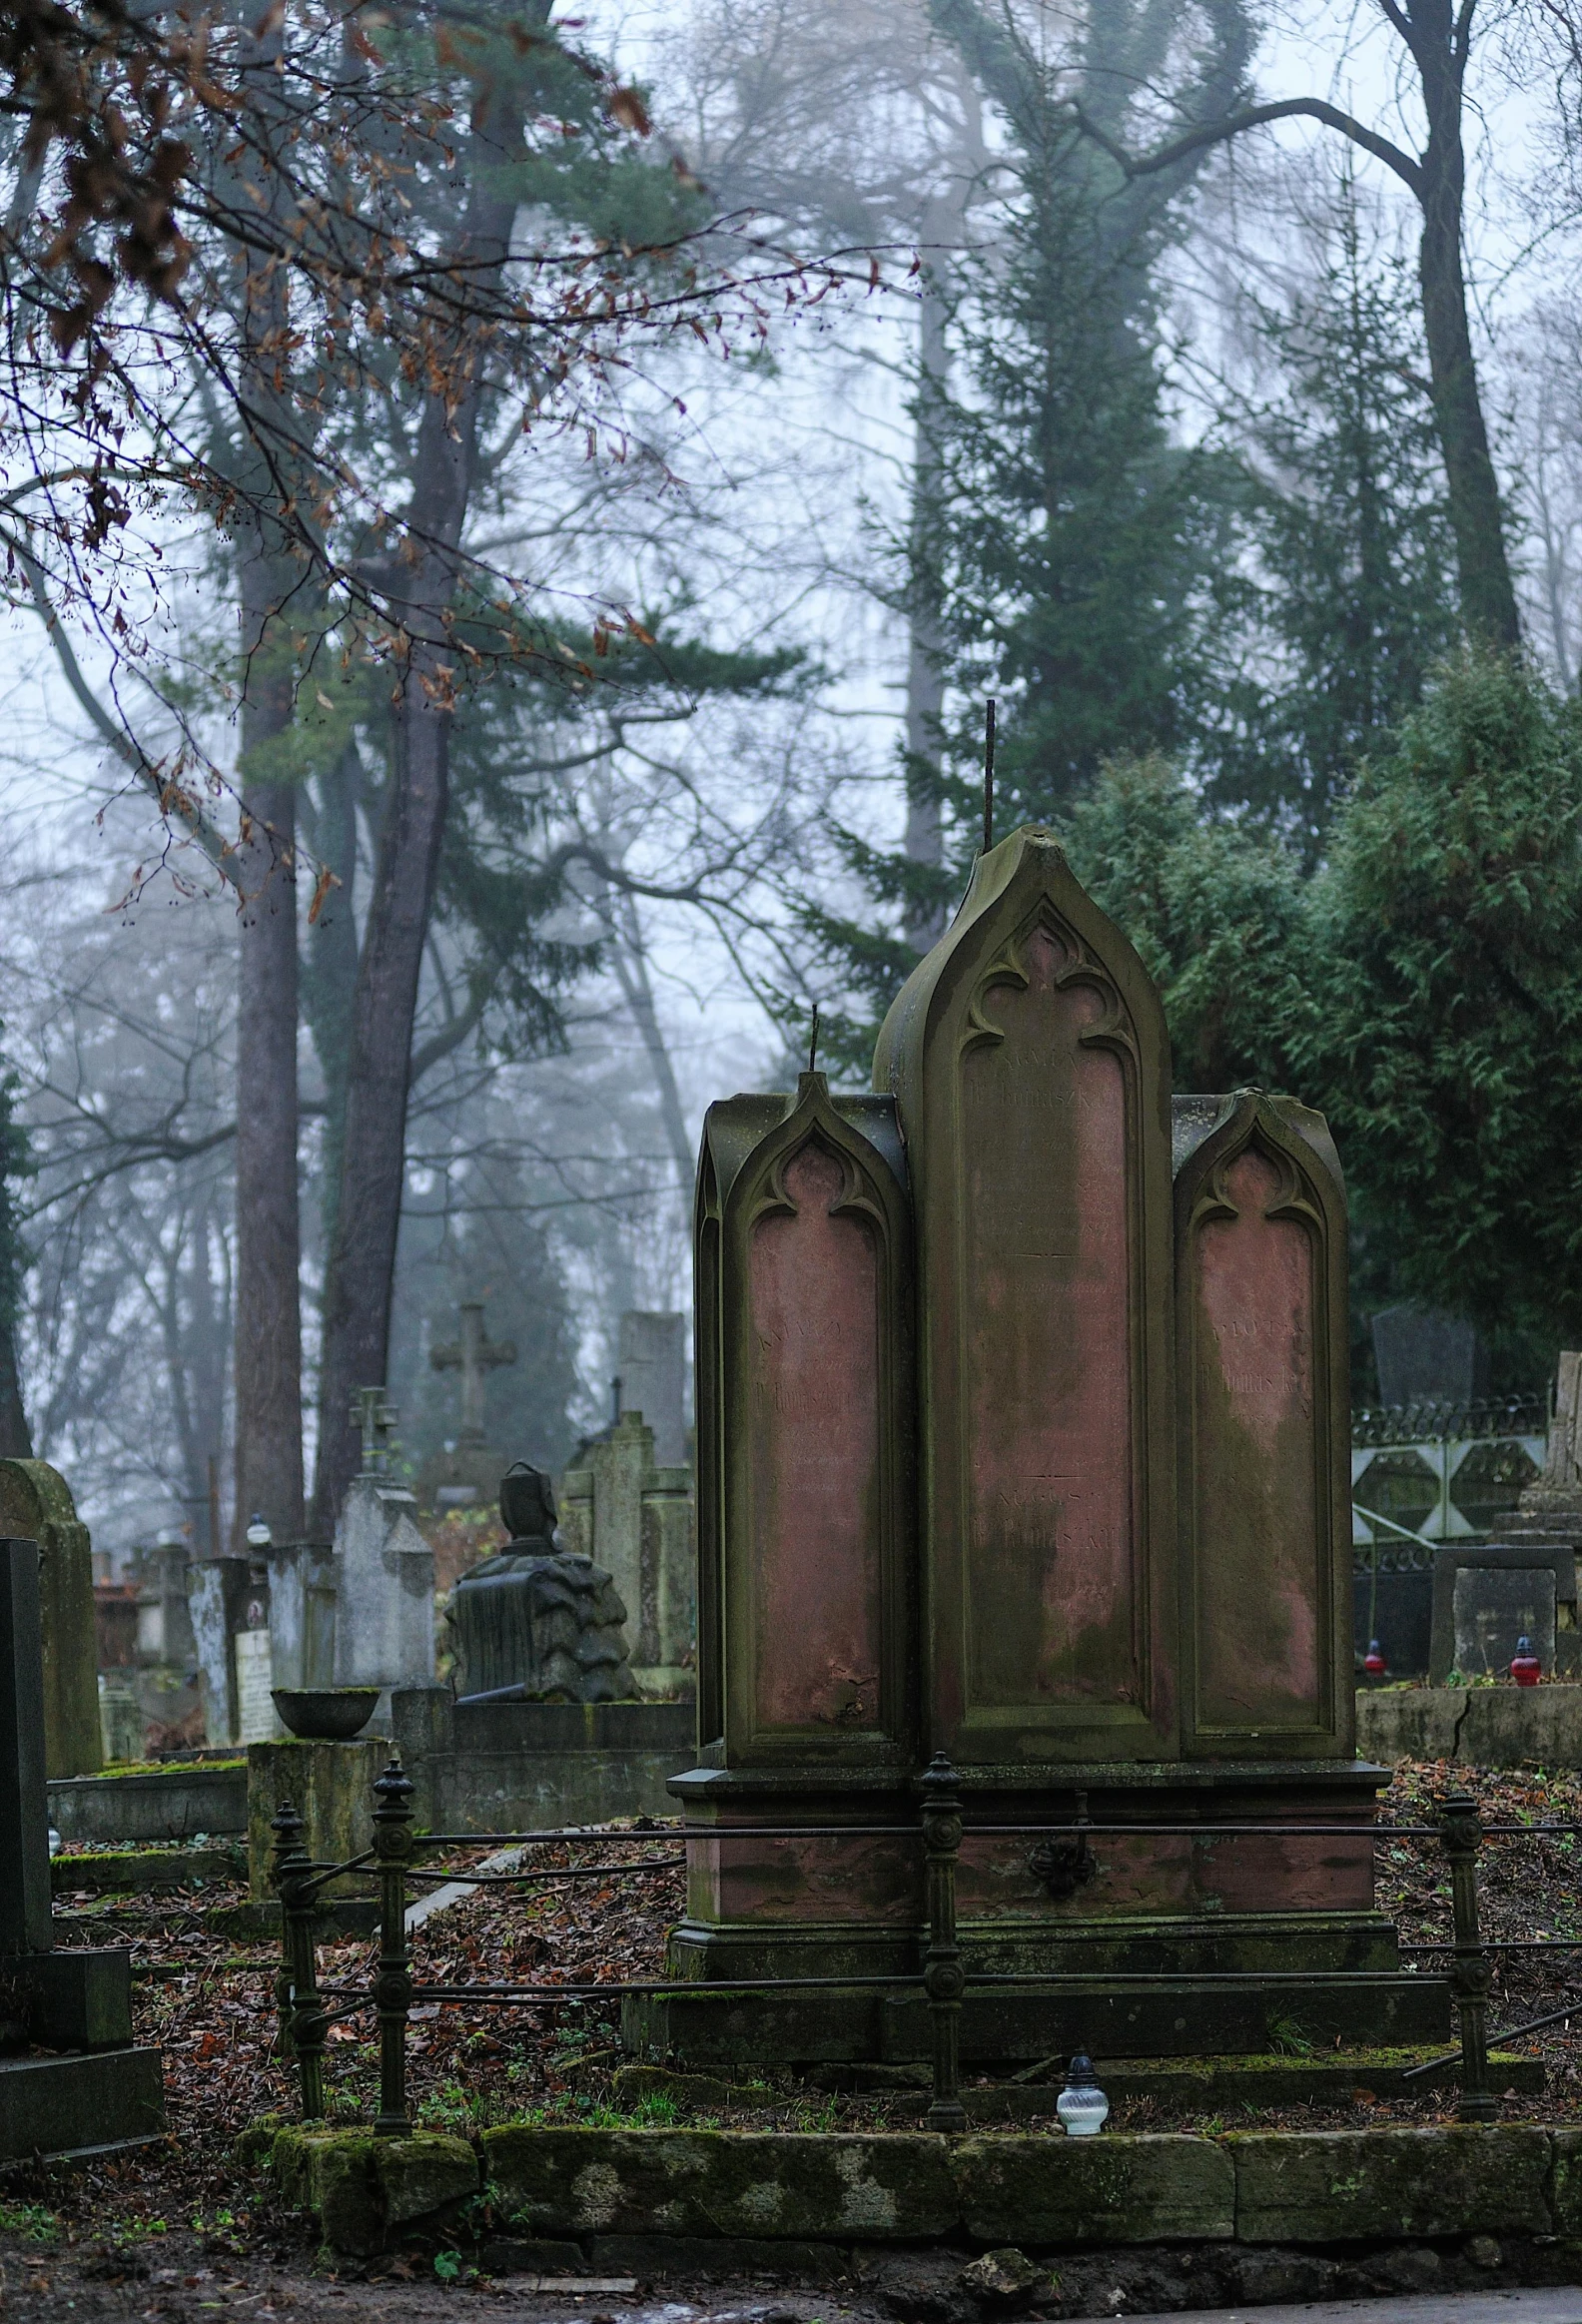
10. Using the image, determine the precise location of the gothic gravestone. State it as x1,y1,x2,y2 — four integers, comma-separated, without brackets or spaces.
642,825,1413,2072
0,1462,100,1777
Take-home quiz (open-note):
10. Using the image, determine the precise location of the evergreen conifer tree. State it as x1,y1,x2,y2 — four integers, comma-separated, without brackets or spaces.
1206,189,1459,844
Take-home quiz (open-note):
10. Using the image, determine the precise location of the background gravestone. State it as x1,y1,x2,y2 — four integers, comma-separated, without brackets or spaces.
0,1461,100,1777
558,1412,693,1694
616,1311,687,1467
1371,1305,1484,1409
1452,1564,1556,1677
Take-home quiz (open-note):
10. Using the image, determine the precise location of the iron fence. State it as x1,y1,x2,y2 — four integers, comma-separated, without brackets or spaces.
270,1759,1578,2136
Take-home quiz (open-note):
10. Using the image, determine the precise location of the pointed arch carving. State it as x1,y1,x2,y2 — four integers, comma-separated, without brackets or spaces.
696,1073,914,1766
1176,1091,1351,1758
874,826,1177,1764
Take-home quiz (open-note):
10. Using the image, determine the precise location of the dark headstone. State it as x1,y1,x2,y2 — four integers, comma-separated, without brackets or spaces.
498,1462,556,1546
0,1538,53,1952
1371,1306,1484,1409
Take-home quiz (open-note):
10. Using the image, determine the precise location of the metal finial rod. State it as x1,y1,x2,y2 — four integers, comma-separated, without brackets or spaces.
808,1004,820,1077
983,698,996,857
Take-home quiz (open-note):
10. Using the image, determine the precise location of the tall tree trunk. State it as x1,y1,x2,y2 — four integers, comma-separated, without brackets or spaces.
310,94,526,1531
0,1320,31,1457
230,17,306,1549
1407,0,1520,649
903,258,949,953
233,626,305,1546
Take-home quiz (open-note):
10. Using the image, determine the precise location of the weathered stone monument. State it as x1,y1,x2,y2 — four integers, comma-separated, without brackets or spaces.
0,1462,101,1778
0,1536,163,2158
560,1413,694,1696
332,1390,435,1730
617,1310,687,1466
416,1301,516,1513
633,825,1434,2071
449,1463,635,1702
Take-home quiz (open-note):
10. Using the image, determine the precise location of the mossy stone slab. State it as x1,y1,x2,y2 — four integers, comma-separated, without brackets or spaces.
1545,2129,1582,2232
1230,2126,1553,2242
480,2128,957,2242
951,2133,1233,2245
374,2134,479,2228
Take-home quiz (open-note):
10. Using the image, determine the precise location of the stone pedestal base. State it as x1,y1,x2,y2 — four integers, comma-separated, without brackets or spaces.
641,1758,1418,2069
0,2048,165,2162
246,1737,388,1899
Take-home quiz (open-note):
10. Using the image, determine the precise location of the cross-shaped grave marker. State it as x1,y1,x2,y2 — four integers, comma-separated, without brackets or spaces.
351,1385,399,1477
430,1301,516,1446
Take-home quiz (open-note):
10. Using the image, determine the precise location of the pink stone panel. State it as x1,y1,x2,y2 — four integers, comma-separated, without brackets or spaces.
1193,1147,1323,1730
747,1142,884,1732
961,925,1138,1709
695,1833,920,1924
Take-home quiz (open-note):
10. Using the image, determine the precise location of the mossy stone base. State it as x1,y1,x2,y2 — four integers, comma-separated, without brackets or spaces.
954,2133,1232,2243
482,2127,956,2242
1230,2126,1553,2242
268,2128,476,2259
255,2116,1572,2261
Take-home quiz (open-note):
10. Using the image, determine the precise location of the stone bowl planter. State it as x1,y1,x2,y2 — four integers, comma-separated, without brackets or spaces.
271,1687,381,1741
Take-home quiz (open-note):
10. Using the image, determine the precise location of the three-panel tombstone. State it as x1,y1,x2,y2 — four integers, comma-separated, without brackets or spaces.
640,825,1426,2071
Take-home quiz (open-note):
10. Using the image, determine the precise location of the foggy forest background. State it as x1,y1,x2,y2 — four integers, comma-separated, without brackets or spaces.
3,0,1581,1558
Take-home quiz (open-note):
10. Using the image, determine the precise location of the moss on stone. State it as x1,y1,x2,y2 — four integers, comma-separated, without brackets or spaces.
374,2135,479,2228
480,2128,957,2242
1229,2125,1553,2242
951,2133,1234,2245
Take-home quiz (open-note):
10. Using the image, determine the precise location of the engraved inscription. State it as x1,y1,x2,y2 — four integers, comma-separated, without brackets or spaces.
1194,1146,1321,1726
962,923,1139,1708
748,1142,884,1730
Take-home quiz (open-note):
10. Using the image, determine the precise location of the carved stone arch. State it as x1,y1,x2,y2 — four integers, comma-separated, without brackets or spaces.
701,1072,914,1767
874,825,1177,1764
1175,1090,1351,1759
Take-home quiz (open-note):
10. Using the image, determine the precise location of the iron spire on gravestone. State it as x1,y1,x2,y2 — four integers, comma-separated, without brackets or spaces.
430,1303,516,1448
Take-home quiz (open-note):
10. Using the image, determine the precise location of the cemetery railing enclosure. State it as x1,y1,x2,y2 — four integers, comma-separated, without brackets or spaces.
270,1761,1569,2136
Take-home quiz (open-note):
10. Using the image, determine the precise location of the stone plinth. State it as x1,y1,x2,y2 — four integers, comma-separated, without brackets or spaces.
657,825,1387,2069
247,1737,388,1899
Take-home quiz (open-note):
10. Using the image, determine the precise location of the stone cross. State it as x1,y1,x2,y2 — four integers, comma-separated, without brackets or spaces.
351,1387,399,1478
430,1302,516,1446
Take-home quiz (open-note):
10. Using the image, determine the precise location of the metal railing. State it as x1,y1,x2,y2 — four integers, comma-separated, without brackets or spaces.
270,1760,1576,2135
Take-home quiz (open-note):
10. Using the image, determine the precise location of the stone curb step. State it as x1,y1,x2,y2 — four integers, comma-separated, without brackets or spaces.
248,2118,1582,2261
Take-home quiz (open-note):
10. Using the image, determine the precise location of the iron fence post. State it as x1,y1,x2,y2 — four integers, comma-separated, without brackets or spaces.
921,1752,967,2134
1441,1791,1496,2123
270,1799,327,2120
373,1757,415,2136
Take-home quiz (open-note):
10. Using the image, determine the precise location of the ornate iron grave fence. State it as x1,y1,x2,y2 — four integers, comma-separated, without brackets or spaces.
264,1758,1582,2135
1352,1398,1548,1674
